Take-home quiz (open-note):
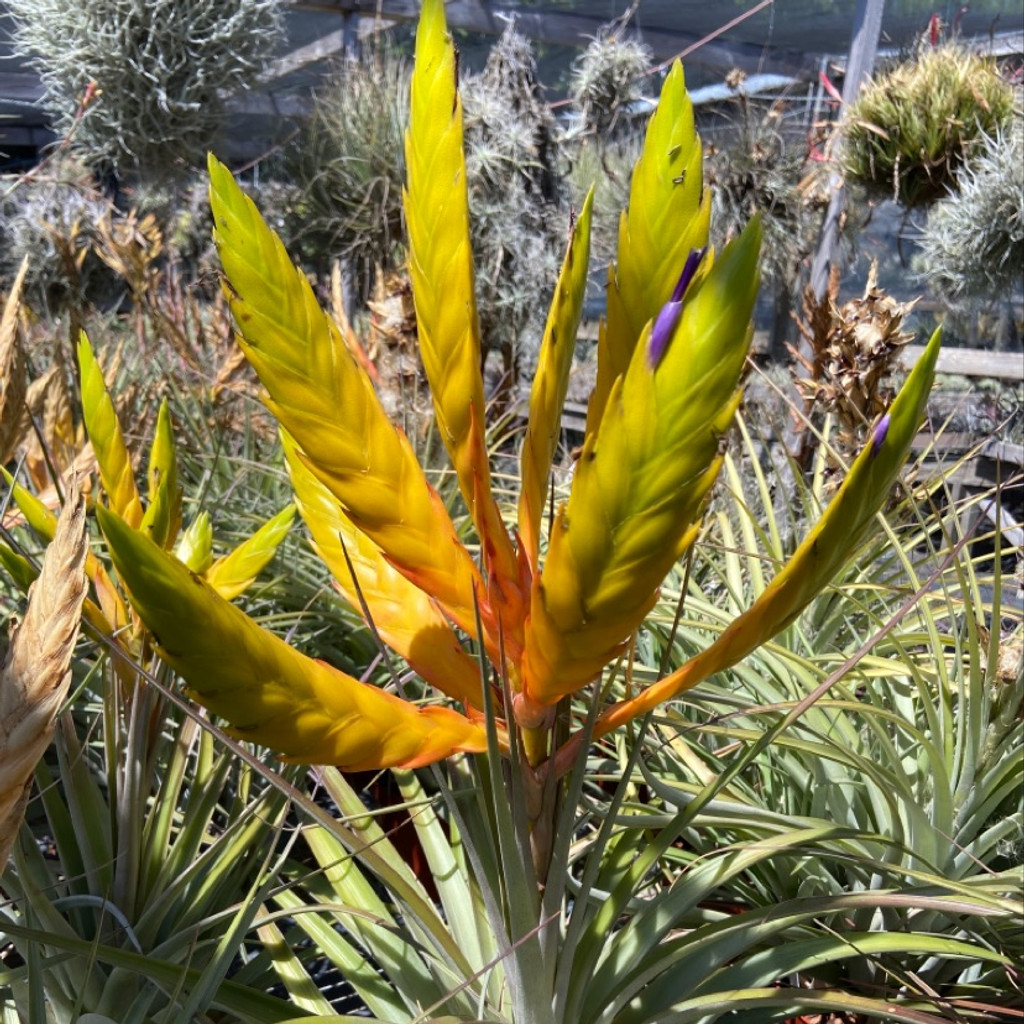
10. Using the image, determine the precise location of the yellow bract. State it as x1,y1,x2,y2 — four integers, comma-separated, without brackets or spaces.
404,0,524,638
518,189,594,570
586,60,710,439
208,155,487,641
99,507,489,770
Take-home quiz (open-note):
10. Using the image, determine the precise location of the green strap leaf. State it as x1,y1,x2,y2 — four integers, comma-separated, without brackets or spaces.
205,504,295,601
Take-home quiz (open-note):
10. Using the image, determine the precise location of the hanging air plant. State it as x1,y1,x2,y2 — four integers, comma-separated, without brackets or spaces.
842,42,1015,209
917,118,1024,300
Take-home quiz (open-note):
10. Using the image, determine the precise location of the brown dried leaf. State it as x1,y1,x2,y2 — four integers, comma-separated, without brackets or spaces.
0,477,87,867
0,258,30,466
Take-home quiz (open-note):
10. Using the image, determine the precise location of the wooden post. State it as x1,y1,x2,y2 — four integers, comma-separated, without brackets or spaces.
808,0,886,301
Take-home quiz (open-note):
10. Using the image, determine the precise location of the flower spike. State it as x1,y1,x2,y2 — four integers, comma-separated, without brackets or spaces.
518,189,594,570
586,61,710,438
520,220,761,718
404,0,524,635
98,506,489,770
208,155,486,639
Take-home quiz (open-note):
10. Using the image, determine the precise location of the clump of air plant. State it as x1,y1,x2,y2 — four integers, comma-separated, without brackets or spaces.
917,119,1024,301
461,22,567,389
6,0,282,177
842,41,1015,208
569,22,652,137
0,154,119,313
705,82,827,290
794,263,914,454
285,45,409,294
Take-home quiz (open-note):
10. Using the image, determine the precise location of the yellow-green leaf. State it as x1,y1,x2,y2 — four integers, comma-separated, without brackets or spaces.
139,399,182,550
518,189,594,569
0,540,37,593
77,332,142,528
176,511,213,575
205,504,295,601
1,468,125,635
97,505,489,770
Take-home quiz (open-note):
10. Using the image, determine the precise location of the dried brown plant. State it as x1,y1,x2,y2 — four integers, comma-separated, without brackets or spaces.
0,261,30,467
793,262,914,452
0,478,87,867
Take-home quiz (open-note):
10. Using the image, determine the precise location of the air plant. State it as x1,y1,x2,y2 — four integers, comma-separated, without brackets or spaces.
705,86,826,292
9,2,1003,1019
285,43,410,292
6,0,282,176
917,118,1024,300
461,22,567,388
841,41,1015,209
96,0,932,842
793,262,915,457
0,154,118,314
93,0,941,882
569,22,652,137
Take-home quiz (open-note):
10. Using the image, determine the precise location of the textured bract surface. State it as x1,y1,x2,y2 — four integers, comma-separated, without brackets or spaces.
92,0,936,775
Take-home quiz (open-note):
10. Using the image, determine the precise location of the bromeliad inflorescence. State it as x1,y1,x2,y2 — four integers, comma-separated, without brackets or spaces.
93,0,939,797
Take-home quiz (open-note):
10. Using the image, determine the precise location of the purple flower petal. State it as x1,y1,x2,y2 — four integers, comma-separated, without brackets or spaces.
648,248,706,369
871,413,891,456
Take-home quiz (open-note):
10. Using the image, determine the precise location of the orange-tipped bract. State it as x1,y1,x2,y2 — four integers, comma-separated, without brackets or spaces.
98,505,489,770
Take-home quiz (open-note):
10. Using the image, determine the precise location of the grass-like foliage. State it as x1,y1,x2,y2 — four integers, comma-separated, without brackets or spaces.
842,41,1016,208
6,0,282,176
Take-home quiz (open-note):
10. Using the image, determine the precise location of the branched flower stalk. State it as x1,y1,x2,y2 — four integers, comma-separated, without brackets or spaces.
93,0,938,849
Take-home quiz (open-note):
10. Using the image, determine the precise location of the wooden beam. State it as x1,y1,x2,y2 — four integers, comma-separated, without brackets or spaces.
283,1,813,78
901,345,1024,383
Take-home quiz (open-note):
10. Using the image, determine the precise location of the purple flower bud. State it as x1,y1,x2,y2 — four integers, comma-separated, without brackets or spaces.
647,248,706,369
871,413,891,456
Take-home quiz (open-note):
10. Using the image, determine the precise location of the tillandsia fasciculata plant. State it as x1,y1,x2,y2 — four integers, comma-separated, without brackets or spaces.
96,0,938,804
39,0,1005,1018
